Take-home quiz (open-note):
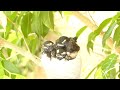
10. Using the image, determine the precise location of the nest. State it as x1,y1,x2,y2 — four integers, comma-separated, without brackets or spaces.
42,36,80,61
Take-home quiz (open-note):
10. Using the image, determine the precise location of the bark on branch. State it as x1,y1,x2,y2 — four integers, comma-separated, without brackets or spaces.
0,37,41,67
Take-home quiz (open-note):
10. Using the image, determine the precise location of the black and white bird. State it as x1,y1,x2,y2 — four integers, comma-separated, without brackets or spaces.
42,41,56,60
41,36,81,79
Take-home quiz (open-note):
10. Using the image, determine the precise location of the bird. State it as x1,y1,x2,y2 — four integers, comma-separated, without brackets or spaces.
43,41,55,59
42,36,80,61
41,36,81,79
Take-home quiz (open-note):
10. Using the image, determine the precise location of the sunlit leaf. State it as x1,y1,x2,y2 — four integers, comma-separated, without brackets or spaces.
117,16,120,25
63,11,72,22
21,12,32,38
31,11,41,37
5,11,17,39
0,50,6,59
102,22,117,47
87,18,112,53
3,75,11,79
41,11,54,30
14,12,26,30
94,18,112,36
31,11,49,38
4,11,12,16
87,41,93,53
11,74,16,79
103,44,111,54
113,25,120,47
76,26,87,38
28,38,38,54
102,12,120,47
2,60,20,74
42,24,49,37
99,54,118,78
0,61,4,79
15,74,26,79
86,53,118,79
100,54,118,71
0,24,4,29
111,12,120,24
63,11,72,15
107,68,116,79
94,67,103,79
7,48,12,57
87,32,96,53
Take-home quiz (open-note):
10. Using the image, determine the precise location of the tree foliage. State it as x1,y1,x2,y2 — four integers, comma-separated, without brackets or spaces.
0,11,120,79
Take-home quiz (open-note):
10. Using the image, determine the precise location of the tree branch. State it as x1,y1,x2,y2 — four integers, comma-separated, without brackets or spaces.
0,37,41,67
72,11,117,54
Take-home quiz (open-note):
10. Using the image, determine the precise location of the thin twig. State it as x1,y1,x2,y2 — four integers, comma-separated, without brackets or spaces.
87,11,98,26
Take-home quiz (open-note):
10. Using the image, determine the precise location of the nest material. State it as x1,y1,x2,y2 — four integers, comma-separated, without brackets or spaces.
41,36,81,79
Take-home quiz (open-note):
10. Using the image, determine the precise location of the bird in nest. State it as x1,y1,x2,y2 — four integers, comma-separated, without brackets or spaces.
41,36,81,79
42,36,80,61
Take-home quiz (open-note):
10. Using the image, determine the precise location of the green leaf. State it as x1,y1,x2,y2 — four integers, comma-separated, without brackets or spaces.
31,11,49,38
103,44,111,54
102,12,120,47
41,11,54,30
14,12,25,30
107,68,116,79
3,75,11,79
86,53,118,79
100,54,118,78
87,31,96,53
15,74,26,79
11,74,16,79
87,18,112,53
4,11,12,16
2,60,20,74
87,41,93,53
102,22,117,47
7,48,12,57
112,12,120,24
0,61,4,79
28,38,38,54
21,12,32,38
31,11,41,37
95,67,116,79
100,54,118,71
113,25,120,47
94,18,112,36
0,50,6,60
76,26,87,38
0,24,4,29
117,16,120,25
5,11,17,39
42,24,49,37
94,67,103,79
